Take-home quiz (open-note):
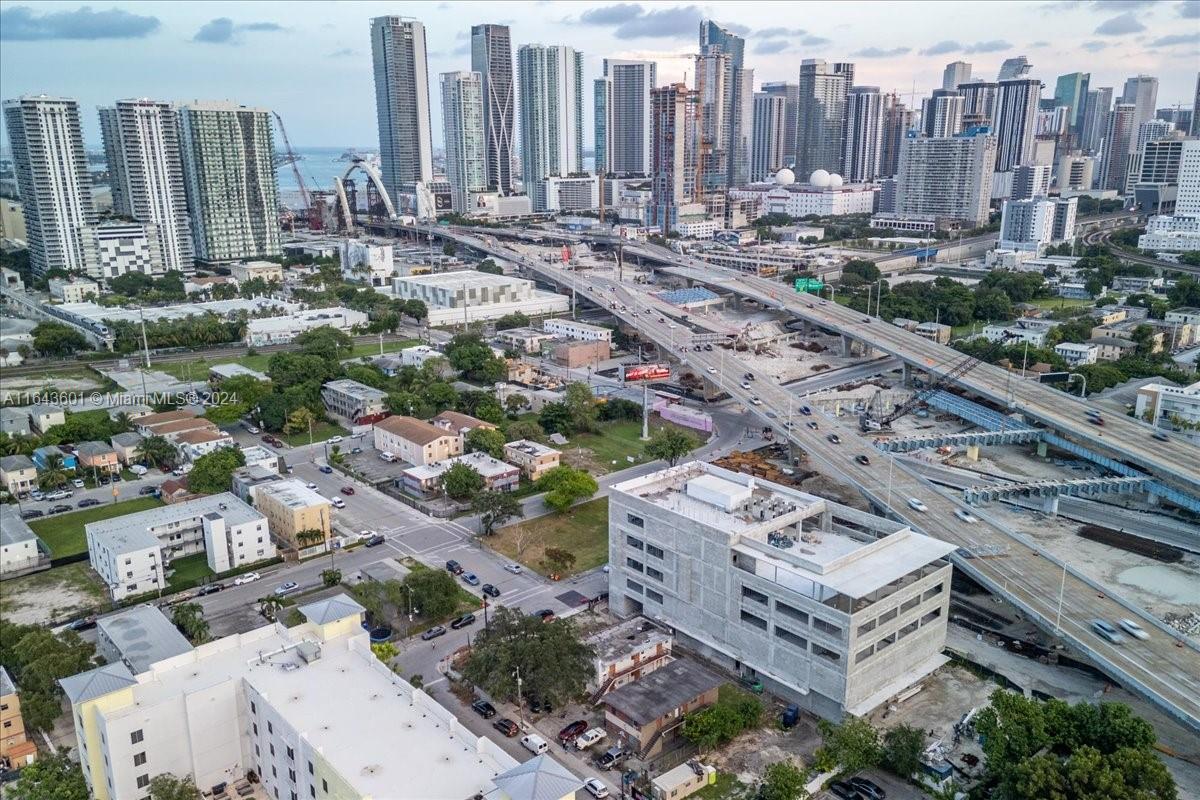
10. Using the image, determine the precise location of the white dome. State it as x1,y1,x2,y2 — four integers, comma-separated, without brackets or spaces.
809,169,831,188
774,167,796,185
828,173,844,188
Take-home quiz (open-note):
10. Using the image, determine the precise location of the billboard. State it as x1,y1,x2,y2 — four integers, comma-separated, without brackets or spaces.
623,364,671,382
794,277,824,293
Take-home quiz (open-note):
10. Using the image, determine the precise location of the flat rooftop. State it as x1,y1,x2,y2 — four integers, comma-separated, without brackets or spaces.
59,297,297,326
323,378,388,400
395,270,529,289
405,451,516,481
505,439,560,458
87,493,263,552
585,617,672,664
602,658,723,727
255,479,330,509
97,605,193,675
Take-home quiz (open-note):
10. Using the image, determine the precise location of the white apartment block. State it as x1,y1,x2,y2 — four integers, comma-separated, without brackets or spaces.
49,277,99,303
390,270,568,326
517,45,584,212
543,318,613,343
59,595,569,800
245,307,368,346
1011,163,1051,200
895,130,996,227
608,462,955,720
998,198,1055,252
1139,139,1200,252
1136,380,1200,439
729,178,877,219
1054,342,1098,366
982,324,1047,346
539,175,600,213
83,222,166,279
321,379,388,424
340,239,394,286
399,344,444,368
441,70,487,214
86,493,273,599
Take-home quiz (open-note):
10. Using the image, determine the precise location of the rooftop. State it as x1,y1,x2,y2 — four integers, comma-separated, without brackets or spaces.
59,296,297,327
0,454,35,472
505,439,561,458
86,493,263,554
543,318,609,333
97,605,194,675
0,665,14,697
432,409,497,433
405,451,517,481
76,440,116,457
323,378,389,401
175,429,231,445
209,362,269,381
395,270,529,290
585,617,672,664
376,415,456,445
0,505,37,548
135,409,198,428
602,658,724,727
255,478,331,510
110,431,143,447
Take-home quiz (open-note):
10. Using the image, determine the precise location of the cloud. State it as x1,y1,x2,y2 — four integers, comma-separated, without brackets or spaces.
327,48,357,58
965,39,1011,53
579,3,644,25
851,46,911,58
921,39,962,55
1080,39,1109,51
1097,0,1155,8
1029,40,1051,47
800,34,831,46
723,22,752,35
578,3,702,38
920,38,1011,54
1180,1,1200,17
1094,11,1146,34
1036,1,1082,10
0,4,160,40
754,39,789,54
1151,31,1200,45
193,17,286,44
757,26,806,37
451,43,471,56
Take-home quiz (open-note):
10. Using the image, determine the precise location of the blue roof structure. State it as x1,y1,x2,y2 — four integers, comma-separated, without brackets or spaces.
657,287,720,307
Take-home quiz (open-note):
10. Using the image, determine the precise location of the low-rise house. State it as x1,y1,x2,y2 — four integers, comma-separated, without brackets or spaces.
1053,342,1098,367
1091,320,1164,353
651,762,716,800
431,410,497,437
133,409,198,435
240,445,280,472
175,429,236,462
374,416,463,466
0,407,30,437
32,444,76,471
48,276,99,303
1165,307,1200,327
913,322,951,344
109,431,144,464
1090,306,1129,326
28,403,65,433
0,666,38,769
107,404,153,422
544,318,614,343
503,439,561,481
1145,318,1194,350
585,618,674,698
399,344,444,368
76,441,121,475
401,451,519,494
244,307,368,346
142,417,217,441
0,506,49,576
158,477,196,504
0,454,37,496
1087,336,1137,361
321,379,389,425
981,324,1046,347
601,658,723,759
496,327,556,354
253,479,332,551
372,354,405,377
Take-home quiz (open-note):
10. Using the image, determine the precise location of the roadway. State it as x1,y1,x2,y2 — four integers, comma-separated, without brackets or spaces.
408,224,1200,733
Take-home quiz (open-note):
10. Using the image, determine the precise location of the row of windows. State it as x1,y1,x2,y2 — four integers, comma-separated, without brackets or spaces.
854,607,942,664
857,583,944,636
740,586,842,638
739,610,843,664
625,532,663,559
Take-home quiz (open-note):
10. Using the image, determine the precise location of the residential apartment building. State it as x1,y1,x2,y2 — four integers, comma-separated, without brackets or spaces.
751,93,787,183
0,455,37,496
0,506,48,576
28,404,65,433
796,60,851,177
608,462,955,720
943,61,972,92
58,595,559,800
321,379,389,425
543,318,613,342
373,415,463,465
1135,380,1200,439
504,439,561,481
95,605,193,676
601,658,722,759
431,410,497,438
553,339,610,367
921,90,964,139
844,87,885,183
895,130,997,227
1100,103,1137,192
372,16,434,199
761,82,800,168
254,479,332,551
993,78,1042,171
1,667,38,770
401,451,519,494
650,83,699,231
517,44,583,212
471,24,515,193
539,175,600,212
1057,154,1096,191
229,260,283,283
178,102,282,264
1054,342,1099,366
598,59,656,177
441,71,487,214
1087,336,1137,361
48,276,99,303
585,617,674,697
699,20,751,187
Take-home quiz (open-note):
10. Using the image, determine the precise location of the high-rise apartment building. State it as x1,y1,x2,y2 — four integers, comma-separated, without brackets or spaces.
1081,87,1113,155
796,59,850,177
601,60,656,177
751,93,787,183
762,82,800,167
3,96,96,276
844,87,884,183
699,21,750,187
1011,163,1052,201
1126,119,1175,194
1192,73,1200,137
177,102,281,264
942,61,972,92
1138,134,1188,185
921,90,964,138
1053,72,1090,135
371,16,434,201
594,77,613,177
958,80,998,128
695,48,730,192
879,94,914,178
98,99,193,272
1121,75,1160,144
471,24,515,193
895,129,997,227
1099,103,1136,192
650,83,698,228
440,71,487,214
1057,154,1096,191
993,78,1042,172
999,197,1055,251
517,44,583,211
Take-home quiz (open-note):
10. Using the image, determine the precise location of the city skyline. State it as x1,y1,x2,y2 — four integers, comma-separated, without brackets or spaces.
1,0,1196,149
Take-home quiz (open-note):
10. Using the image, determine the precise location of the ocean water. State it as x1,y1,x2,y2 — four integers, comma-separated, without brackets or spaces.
276,146,377,206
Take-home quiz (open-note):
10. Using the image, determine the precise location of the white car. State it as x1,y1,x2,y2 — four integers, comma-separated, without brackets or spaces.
328,436,343,444
1118,619,1150,640
583,779,609,799
575,727,607,750
907,498,929,513
740,381,751,389
707,367,717,374
749,397,762,406
234,572,262,586
503,564,522,575
331,497,346,509
129,464,148,476
954,508,979,523
246,425,260,435
72,478,85,489
305,482,318,490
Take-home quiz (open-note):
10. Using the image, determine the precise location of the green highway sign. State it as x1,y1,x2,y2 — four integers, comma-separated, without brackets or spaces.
794,278,824,293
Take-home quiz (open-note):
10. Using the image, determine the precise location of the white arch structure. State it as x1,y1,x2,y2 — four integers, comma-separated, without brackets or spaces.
334,158,398,228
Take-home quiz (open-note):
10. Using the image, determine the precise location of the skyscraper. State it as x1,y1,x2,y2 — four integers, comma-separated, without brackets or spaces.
1121,75,1159,148
471,24,515,193
796,59,850,177
895,130,997,227
602,60,656,177
371,16,434,202
98,99,193,272
650,83,698,228
921,90,964,138
3,95,96,276
993,78,1042,172
958,80,998,128
695,47,730,192
1099,103,1136,192
440,71,486,214
998,56,1031,81
177,101,281,263
1081,87,1113,154
879,94,914,177
699,20,750,187
517,44,583,211
942,61,972,92
761,82,800,167
844,86,884,183
1125,119,1174,194
1192,73,1200,137
751,93,786,183
594,77,613,177
1053,72,1090,135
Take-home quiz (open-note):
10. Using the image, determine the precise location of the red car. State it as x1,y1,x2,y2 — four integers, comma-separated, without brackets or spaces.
340,486,355,496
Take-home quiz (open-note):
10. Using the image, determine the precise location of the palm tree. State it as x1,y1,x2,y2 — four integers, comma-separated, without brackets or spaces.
295,528,326,549
259,596,284,621
111,412,132,434
37,454,68,491
138,435,177,471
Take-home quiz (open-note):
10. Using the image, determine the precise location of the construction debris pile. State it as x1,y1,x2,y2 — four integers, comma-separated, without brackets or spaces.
1162,611,1200,636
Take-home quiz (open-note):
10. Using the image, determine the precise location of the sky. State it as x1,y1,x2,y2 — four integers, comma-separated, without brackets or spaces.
1,0,1197,151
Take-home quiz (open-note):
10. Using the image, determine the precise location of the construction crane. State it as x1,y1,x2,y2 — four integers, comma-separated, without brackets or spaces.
859,331,1017,432
272,112,312,231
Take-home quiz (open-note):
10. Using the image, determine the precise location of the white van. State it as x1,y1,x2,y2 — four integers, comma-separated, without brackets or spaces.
520,734,549,755
380,452,397,463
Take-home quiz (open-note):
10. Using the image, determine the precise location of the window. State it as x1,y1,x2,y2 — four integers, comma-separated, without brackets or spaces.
323,780,328,793
646,566,664,582
857,619,877,635
774,625,808,649
251,701,257,715
922,583,944,602
253,723,259,736
900,596,920,613
289,769,296,782
812,617,842,638
626,513,644,528
272,766,277,778
855,645,875,664
626,579,644,595
920,608,942,626
268,721,273,734
133,752,146,767
308,762,314,775
626,535,644,550
130,730,144,745
256,745,261,757
626,557,644,572
741,585,768,604
812,644,840,663
287,746,294,760
898,620,919,639
878,607,898,624
775,601,808,625
137,775,150,789
310,788,316,799
740,609,768,630
645,588,663,604
646,543,664,559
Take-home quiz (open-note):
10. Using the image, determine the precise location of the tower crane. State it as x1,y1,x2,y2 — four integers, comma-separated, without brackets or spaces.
272,112,313,230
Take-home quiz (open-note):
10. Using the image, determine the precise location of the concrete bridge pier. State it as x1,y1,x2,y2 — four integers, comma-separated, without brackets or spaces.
901,362,911,386
820,509,833,531
841,335,854,357
1036,441,1048,458
966,444,980,461
1041,494,1060,515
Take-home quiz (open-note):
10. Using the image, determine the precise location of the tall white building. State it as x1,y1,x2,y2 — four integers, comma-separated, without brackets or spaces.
998,197,1055,251
751,94,787,183
796,60,851,177
922,90,964,138
844,86,884,183
99,99,194,272
517,44,583,212
1081,86,1113,155
177,102,281,264
942,61,972,92
3,96,96,276
471,24,515,194
994,78,1042,172
895,129,997,227
1012,163,1052,200
1121,75,1160,144
371,16,434,200
600,60,656,177
440,71,487,214
1138,139,1200,253
695,48,731,192
762,82,800,168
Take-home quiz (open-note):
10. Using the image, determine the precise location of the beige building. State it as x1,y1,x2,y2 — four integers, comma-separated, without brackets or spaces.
0,455,37,496
374,416,464,465
504,439,561,481
431,410,498,437
1,666,38,770
0,198,27,242
254,479,332,550
553,339,611,368
229,259,284,283
1086,336,1137,361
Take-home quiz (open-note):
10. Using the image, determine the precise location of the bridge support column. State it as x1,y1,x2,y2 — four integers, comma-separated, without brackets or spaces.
1036,441,1048,458
841,335,854,357
901,363,911,386
820,510,832,531
1145,491,1160,507
966,444,980,462
1041,494,1059,516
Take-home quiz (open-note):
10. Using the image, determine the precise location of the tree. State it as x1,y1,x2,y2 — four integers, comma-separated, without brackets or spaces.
321,568,343,587
466,427,507,458
505,419,545,442
283,406,316,436
171,602,210,643
148,773,203,800
371,642,398,662
109,271,156,297
185,446,246,495
7,753,89,800
295,528,326,548
461,606,594,707
538,402,574,435
537,465,598,512
1130,324,1157,357
882,724,924,778
563,382,599,433
495,311,529,330
443,462,484,499
31,322,89,357
472,489,522,535
37,453,68,491
423,381,459,412
259,596,284,620
387,390,430,418
598,397,641,422
403,568,460,620
972,287,1014,322
0,621,95,734
295,326,354,362
476,258,503,275
842,258,881,283
760,761,809,800
682,684,763,751
267,352,339,390
645,426,698,467
504,393,530,417
540,547,576,577
445,333,506,382
816,716,882,774
403,298,428,322
443,241,457,256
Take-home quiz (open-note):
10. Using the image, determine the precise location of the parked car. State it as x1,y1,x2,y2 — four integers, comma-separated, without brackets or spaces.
450,613,476,630
72,478,85,488
1118,618,1149,640
806,421,819,430
350,447,363,454
68,615,97,631
828,781,863,800
471,699,496,718
318,465,333,474
328,436,343,444
461,572,480,586
305,481,318,489
274,581,299,596
493,718,520,737
421,625,447,641
20,510,43,520
77,498,101,508
520,734,549,755
558,720,589,743
139,485,158,495
246,425,260,435
534,609,556,622
234,572,262,586
575,727,607,750
482,584,500,598
261,435,274,444
340,486,355,495
330,497,345,509
365,534,386,547
29,490,44,501
50,504,73,514
596,746,625,770
196,582,224,596
503,563,522,574
583,778,610,799
446,560,464,574
1151,431,1170,442
848,776,886,800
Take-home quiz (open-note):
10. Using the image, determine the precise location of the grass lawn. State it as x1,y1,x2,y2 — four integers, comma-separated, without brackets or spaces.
1030,296,1094,311
167,553,214,590
29,496,163,558
488,498,609,577
282,420,349,447
563,418,701,474
693,773,751,800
